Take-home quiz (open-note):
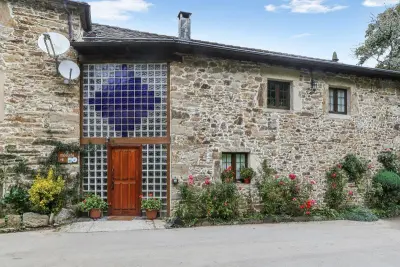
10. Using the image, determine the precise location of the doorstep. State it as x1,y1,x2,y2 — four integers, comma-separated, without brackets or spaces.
58,218,165,233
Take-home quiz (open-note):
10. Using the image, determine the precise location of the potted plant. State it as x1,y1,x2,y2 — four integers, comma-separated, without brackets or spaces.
240,167,255,184
78,194,108,220
221,166,235,183
140,194,162,220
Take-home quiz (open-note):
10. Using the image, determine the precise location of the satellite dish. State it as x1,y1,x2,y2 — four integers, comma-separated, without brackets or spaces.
58,60,80,81
38,32,70,57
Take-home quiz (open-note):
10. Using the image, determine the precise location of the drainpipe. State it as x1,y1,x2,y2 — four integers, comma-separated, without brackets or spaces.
63,0,73,40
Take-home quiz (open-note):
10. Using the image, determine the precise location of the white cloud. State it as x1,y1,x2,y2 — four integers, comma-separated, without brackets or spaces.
265,0,348,13
265,4,277,11
362,0,399,7
290,33,313,38
88,0,153,21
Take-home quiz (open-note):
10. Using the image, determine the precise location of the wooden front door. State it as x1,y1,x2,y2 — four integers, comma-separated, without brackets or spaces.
108,146,142,216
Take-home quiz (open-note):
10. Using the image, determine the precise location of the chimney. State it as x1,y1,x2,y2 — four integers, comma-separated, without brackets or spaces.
332,51,339,62
178,11,192,39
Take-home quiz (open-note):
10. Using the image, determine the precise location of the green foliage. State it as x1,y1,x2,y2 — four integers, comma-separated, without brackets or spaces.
240,167,255,180
3,185,30,214
377,150,399,173
141,195,162,211
258,159,276,180
343,206,379,222
78,194,108,212
313,207,342,220
28,168,65,214
354,4,400,70
221,166,235,183
341,154,368,184
174,182,241,224
373,170,400,189
324,166,347,210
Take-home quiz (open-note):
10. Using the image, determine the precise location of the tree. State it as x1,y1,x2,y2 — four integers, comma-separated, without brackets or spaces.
354,4,400,70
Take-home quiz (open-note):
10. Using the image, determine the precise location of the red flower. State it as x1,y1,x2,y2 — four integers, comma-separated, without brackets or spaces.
204,178,211,185
331,173,337,178
226,166,232,171
332,183,337,189
289,173,296,180
300,205,305,209
139,195,143,199
310,180,316,185
337,164,342,169
275,174,280,179
348,191,353,196
306,211,311,215
149,193,153,197
292,198,297,201
224,202,228,206
279,181,285,185
188,175,194,185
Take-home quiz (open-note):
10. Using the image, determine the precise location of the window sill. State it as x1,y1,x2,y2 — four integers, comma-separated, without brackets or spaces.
264,108,293,113
328,113,351,120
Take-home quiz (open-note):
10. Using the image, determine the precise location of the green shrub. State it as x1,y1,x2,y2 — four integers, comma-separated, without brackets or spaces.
343,207,379,222
78,194,108,212
377,150,399,173
341,154,368,184
174,181,241,224
324,166,347,210
373,170,400,189
3,185,31,214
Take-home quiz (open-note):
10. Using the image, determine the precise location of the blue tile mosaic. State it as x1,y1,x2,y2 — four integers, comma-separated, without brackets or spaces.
83,63,168,138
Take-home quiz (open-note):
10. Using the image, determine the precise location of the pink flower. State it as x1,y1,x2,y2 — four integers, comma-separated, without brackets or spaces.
368,164,373,169
386,148,391,151
275,174,280,179
189,175,193,179
149,193,153,197
310,180,316,185
332,183,337,189
226,166,232,171
188,175,194,185
337,164,342,169
306,211,311,215
348,191,353,196
292,198,297,201
289,173,296,180
331,173,337,178
311,199,317,205
204,178,211,185
224,202,228,206
279,181,285,185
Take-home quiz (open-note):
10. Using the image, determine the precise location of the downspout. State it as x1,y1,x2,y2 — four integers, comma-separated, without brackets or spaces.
63,0,73,40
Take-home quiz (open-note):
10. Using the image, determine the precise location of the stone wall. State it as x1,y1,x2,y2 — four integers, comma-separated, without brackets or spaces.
0,0,84,194
170,55,400,209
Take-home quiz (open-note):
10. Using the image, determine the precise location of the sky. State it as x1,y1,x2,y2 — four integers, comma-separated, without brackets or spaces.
83,0,400,67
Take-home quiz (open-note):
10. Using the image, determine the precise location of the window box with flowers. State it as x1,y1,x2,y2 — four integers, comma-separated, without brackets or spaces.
140,193,162,220
240,167,255,184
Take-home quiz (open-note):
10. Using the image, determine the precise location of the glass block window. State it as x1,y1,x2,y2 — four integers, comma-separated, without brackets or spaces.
82,144,168,216
329,88,347,114
82,63,168,138
221,153,248,182
267,80,291,110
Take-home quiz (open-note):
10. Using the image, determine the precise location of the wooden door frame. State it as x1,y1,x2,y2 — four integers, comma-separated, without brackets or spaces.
107,143,142,216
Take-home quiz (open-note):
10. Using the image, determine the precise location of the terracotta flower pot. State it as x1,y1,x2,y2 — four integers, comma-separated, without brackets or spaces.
243,178,251,184
89,208,102,220
146,209,158,220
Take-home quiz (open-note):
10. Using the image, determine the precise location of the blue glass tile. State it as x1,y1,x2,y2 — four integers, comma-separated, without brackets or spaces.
122,64,127,70
141,98,148,104
122,131,128,137
115,78,121,84
148,91,154,97
122,78,127,84
102,98,108,104
122,98,128,104
135,111,141,117
108,85,115,91
115,118,121,124
135,78,141,83
122,85,127,90
108,98,115,104
109,118,115,124
129,78,135,84
102,105,108,111
128,71,135,77
128,111,135,117
135,98,141,104
129,85,135,90
122,118,127,124
141,91,147,97
122,111,128,117
128,118,135,124
102,92,108,97
109,92,115,98
95,99,101,104
115,105,121,111
122,105,128,111
95,105,101,111
108,78,114,84
122,125,127,131
115,92,121,98
135,85,141,90
148,104,154,110
135,91,141,97
109,112,114,117
115,125,121,131
115,111,121,117
128,125,135,131
89,99,95,105
128,98,135,104
122,71,127,77
135,118,141,124
102,112,108,117
155,98,161,104
142,84,148,90
148,98,155,104
115,71,121,77
102,85,109,90
95,92,101,98
134,104,141,110
142,111,148,117
122,92,128,97
142,104,147,110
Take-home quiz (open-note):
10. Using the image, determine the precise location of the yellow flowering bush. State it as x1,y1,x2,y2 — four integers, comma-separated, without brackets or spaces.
28,168,65,214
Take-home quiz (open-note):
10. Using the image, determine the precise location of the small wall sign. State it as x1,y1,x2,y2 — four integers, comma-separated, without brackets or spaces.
57,151,79,164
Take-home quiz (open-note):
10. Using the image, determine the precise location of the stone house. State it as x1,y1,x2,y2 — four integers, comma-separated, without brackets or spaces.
1,1,400,216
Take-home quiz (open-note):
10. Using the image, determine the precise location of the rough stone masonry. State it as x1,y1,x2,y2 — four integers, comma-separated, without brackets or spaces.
169,55,400,205
0,0,83,195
